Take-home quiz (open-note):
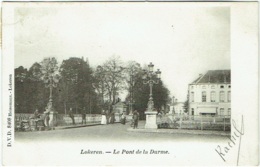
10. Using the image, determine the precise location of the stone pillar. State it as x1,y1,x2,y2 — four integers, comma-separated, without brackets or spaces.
145,111,158,129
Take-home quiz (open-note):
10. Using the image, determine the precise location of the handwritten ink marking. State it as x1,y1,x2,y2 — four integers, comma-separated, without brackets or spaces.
215,115,244,164
215,145,226,162
236,115,244,166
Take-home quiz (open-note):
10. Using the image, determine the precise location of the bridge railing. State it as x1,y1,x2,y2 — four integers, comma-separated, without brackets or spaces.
15,113,102,127
157,114,231,131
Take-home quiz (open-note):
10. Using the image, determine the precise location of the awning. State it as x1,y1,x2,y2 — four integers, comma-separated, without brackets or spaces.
198,107,217,114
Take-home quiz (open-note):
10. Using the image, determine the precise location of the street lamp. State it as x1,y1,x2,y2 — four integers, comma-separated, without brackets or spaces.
143,62,161,111
142,62,161,129
44,74,59,110
44,73,59,130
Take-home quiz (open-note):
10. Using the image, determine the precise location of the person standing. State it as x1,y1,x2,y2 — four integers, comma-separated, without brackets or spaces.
69,108,75,125
110,111,115,124
32,109,40,130
81,107,86,124
106,110,110,124
43,109,50,128
101,110,107,125
121,113,126,125
133,110,139,129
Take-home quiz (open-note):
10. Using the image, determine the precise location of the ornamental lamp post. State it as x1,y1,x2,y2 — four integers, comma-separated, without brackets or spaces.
44,73,59,130
142,62,161,129
143,63,161,111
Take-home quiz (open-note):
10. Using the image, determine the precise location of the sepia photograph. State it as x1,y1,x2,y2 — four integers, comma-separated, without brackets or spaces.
1,2,258,166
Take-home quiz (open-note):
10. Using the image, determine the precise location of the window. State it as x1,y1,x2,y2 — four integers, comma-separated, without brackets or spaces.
220,85,224,88
202,86,206,89
210,91,216,102
228,85,231,88
211,85,215,89
220,91,225,102
202,91,207,102
228,108,231,115
228,91,231,102
191,86,194,90
220,108,224,116
191,92,194,102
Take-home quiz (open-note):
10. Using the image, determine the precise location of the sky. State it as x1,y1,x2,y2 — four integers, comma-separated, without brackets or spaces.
14,3,230,102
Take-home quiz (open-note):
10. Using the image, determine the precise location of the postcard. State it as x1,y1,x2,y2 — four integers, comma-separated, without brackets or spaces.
1,2,259,166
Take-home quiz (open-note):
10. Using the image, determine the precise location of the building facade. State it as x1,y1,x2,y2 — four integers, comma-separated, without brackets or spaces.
188,70,231,116
112,101,127,115
169,102,185,115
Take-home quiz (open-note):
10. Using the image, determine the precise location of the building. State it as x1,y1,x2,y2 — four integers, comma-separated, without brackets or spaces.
169,102,185,115
169,97,185,115
188,70,231,116
112,101,127,115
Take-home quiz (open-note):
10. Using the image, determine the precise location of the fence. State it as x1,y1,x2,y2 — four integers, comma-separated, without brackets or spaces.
15,113,102,127
57,114,102,126
157,114,231,131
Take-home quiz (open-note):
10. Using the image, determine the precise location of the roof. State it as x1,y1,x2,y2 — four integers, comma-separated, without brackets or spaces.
191,70,231,84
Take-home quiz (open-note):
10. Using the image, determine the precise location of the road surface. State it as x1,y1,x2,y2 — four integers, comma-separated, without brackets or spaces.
15,121,228,143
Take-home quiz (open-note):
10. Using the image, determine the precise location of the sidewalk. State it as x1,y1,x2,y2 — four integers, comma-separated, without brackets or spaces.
55,122,101,130
55,121,121,130
127,121,230,136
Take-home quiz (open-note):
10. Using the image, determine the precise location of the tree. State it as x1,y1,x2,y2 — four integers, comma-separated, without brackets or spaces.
93,65,106,110
26,62,46,112
124,61,142,113
15,66,28,113
59,57,99,114
130,67,170,117
15,63,51,114
99,56,125,105
183,92,189,113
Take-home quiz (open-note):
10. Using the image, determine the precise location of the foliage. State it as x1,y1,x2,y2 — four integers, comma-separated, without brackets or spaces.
15,66,29,113
94,56,126,106
58,57,99,114
183,96,189,113
40,57,60,87
130,69,170,114
14,56,172,116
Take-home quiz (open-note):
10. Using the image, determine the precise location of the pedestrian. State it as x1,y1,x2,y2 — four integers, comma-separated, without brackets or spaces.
33,109,40,119
110,111,115,124
158,110,162,118
133,110,139,129
106,110,110,124
32,109,40,130
69,108,75,125
121,113,126,125
101,110,107,125
81,107,86,124
43,109,50,128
